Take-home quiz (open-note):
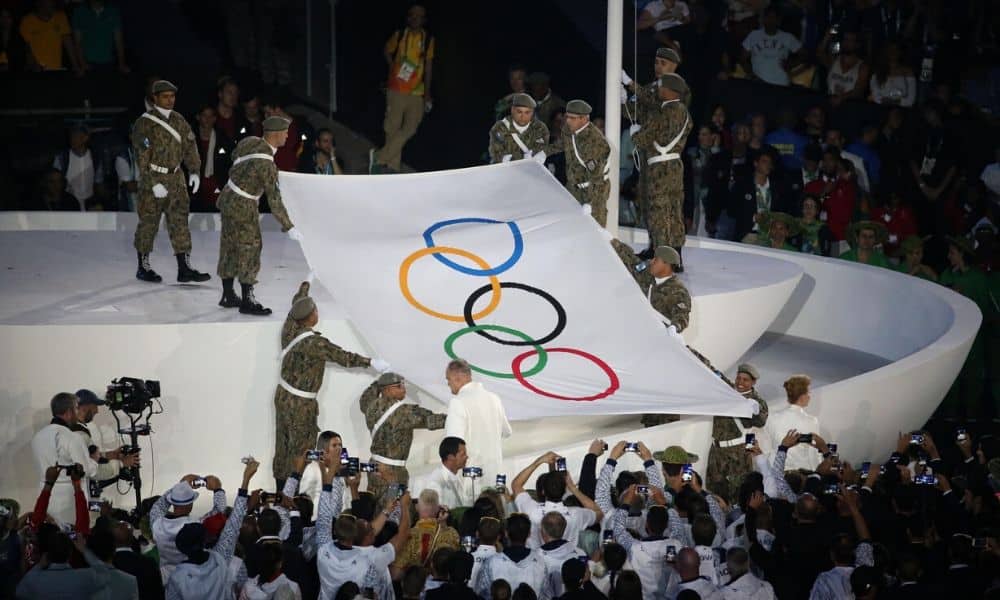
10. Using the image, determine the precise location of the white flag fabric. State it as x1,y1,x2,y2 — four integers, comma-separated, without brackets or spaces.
280,161,751,420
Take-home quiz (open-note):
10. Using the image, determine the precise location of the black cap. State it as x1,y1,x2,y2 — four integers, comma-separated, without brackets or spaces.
75,389,105,406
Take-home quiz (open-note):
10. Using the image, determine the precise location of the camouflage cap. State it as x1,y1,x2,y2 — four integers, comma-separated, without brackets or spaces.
737,363,760,380
656,47,682,64
263,116,292,133
288,296,316,320
654,445,699,464
151,80,178,94
525,72,551,85
377,372,404,387
658,73,688,94
654,245,680,266
510,93,536,109
565,99,593,115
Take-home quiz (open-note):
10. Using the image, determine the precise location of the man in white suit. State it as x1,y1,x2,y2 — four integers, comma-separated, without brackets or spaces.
443,358,512,485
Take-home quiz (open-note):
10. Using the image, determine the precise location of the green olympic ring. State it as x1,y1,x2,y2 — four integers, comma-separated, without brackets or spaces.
444,324,548,379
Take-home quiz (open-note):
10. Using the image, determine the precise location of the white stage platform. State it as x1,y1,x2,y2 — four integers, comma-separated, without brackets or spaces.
0,214,981,514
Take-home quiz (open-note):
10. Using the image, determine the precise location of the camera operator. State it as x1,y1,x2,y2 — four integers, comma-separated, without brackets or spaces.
72,389,141,491
149,472,227,581
30,392,99,525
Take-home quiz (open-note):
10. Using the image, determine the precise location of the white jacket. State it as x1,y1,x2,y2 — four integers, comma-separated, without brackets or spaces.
444,381,512,485
30,421,98,525
763,404,822,472
721,572,775,600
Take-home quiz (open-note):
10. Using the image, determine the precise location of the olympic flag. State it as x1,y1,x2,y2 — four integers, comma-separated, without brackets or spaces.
279,161,753,420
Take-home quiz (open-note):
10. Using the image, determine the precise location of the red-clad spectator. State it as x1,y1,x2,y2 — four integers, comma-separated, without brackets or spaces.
215,76,241,141
822,159,859,242
262,96,302,172
192,104,232,212
870,192,918,255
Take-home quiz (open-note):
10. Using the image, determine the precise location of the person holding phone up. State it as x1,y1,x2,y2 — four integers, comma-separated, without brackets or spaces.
763,374,823,471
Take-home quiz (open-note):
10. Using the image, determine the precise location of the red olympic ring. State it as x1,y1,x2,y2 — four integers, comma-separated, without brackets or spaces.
511,347,620,401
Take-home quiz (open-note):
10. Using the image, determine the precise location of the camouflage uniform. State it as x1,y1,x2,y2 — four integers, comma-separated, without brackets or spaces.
131,108,201,254
359,381,446,507
706,387,769,503
624,82,659,223
556,122,612,227
217,136,293,285
488,118,549,163
272,285,371,479
534,91,566,128
632,99,692,249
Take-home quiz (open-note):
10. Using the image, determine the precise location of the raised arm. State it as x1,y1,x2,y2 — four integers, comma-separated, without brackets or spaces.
315,461,336,547
595,456,618,517
313,337,372,370
611,489,639,553
512,452,554,496
387,492,412,556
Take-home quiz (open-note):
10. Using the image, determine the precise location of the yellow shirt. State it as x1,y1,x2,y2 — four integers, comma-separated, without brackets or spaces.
392,519,459,569
19,11,71,70
385,28,434,96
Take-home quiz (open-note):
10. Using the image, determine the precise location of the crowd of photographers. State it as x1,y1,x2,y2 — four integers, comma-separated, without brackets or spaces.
3,390,999,599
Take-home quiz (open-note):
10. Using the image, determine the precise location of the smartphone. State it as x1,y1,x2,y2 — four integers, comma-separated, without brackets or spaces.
914,473,936,485
745,433,756,450
461,535,477,552
306,449,324,461
859,461,871,479
395,483,407,498
910,432,925,445
602,443,609,451
261,492,283,504
624,442,639,453
665,545,677,562
681,464,694,483
462,467,483,478
824,484,840,495
798,433,813,444
495,474,507,488
973,537,987,550
192,477,207,489
636,485,649,495
956,428,968,442
827,443,838,456
602,529,614,545
88,499,104,513
360,462,377,473
241,456,255,465
339,449,350,465
555,458,567,472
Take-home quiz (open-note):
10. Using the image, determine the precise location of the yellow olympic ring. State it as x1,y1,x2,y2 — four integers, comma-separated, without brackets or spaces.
399,246,503,322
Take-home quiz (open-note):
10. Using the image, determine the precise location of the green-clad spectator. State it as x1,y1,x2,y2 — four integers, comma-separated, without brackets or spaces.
795,194,832,256
838,220,892,268
71,0,129,73
757,211,799,251
939,236,992,420
894,235,937,282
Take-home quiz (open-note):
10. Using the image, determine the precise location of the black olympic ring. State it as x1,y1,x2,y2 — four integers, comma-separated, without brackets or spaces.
462,282,567,346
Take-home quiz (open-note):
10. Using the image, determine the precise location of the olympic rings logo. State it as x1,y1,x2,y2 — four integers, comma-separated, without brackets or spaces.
398,217,620,401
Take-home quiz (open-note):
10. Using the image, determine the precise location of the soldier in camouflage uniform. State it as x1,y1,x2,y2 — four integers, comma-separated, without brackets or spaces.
131,80,211,284
526,72,566,129
705,363,769,503
622,48,686,239
272,281,378,481
217,115,304,315
548,100,611,227
488,93,549,164
629,73,693,271
360,372,447,508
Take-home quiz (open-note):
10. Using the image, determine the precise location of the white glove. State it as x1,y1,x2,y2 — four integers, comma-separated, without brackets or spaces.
188,173,200,194
152,183,168,198
501,154,512,163
581,203,593,216
666,324,684,342
620,85,628,105
621,69,633,86
532,150,547,164
599,227,614,242
629,124,642,137
523,150,533,158
371,358,391,373
287,228,305,243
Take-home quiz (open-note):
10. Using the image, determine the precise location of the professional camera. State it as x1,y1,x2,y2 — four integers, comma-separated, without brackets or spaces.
106,377,160,414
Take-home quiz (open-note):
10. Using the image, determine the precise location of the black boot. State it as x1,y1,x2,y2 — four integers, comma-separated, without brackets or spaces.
219,278,241,308
672,246,684,273
176,253,211,283
136,252,162,283
239,283,272,316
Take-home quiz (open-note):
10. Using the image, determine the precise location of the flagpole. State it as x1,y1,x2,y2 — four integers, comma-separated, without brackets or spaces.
604,0,623,238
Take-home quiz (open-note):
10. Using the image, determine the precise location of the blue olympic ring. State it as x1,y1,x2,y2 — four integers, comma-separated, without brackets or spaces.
422,218,524,276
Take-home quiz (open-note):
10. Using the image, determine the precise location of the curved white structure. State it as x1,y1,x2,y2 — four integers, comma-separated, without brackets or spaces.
0,214,979,512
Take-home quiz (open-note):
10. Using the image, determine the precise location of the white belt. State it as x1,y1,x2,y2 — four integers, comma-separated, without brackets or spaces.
278,378,317,399
717,437,744,448
576,182,590,189
150,163,179,174
371,454,406,468
226,180,262,201
647,153,681,165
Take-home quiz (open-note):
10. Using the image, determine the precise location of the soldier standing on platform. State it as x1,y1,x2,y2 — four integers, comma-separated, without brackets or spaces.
360,372,447,507
629,74,693,271
271,281,389,484
549,100,612,227
488,93,549,164
131,80,211,284
217,116,304,316
705,363,769,502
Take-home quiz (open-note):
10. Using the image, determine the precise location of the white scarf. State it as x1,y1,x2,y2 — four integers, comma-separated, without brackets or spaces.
154,105,172,119
202,129,216,178
512,120,530,134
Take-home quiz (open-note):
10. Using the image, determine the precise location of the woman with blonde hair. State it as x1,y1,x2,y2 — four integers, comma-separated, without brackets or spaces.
763,375,823,471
